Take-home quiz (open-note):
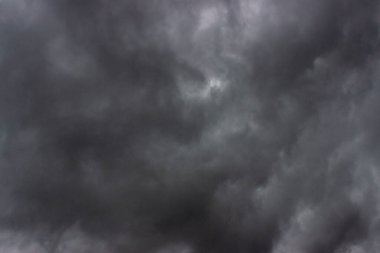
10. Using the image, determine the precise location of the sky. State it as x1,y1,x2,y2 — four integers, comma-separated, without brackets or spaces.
0,0,379,252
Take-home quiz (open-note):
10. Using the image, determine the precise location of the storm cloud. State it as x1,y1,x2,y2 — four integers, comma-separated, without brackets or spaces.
0,0,379,252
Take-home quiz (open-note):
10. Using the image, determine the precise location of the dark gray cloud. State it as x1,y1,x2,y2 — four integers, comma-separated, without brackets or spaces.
0,0,379,252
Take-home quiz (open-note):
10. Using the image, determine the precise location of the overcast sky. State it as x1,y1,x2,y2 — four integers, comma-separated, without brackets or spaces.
0,0,380,252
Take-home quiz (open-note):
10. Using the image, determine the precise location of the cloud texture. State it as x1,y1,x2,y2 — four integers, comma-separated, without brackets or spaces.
0,0,380,252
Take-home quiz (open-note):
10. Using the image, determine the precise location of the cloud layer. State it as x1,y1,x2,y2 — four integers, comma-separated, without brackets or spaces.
0,0,380,252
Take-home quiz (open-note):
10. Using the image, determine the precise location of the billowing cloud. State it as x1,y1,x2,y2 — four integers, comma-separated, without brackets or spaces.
0,0,379,252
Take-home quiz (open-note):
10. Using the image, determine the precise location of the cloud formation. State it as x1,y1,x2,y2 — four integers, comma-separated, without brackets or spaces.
0,0,380,252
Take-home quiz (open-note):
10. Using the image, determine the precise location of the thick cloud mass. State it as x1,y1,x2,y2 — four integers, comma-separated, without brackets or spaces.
0,0,380,252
